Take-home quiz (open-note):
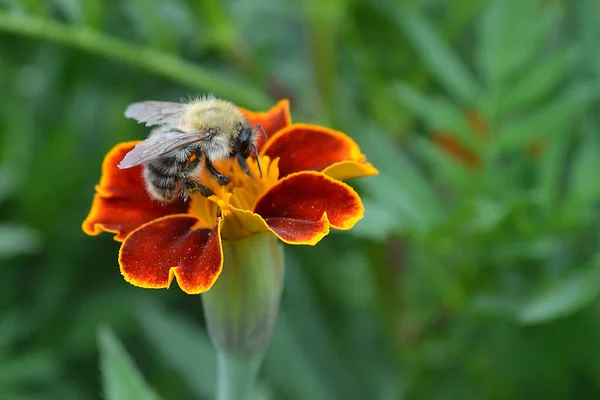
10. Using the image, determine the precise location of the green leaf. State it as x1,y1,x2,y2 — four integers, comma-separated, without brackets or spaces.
22,0,47,13
0,312,27,357
0,0,27,11
361,174,435,233
126,0,179,51
269,259,362,399
576,0,600,82
65,288,151,356
396,9,480,103
498,82,596,151
0,168,17,204
54,0,82,22
519,262,600,325
349,198,404,240
98,327,159,400
393,83,476,148
0,12,271,109
81,0,105,27
567,118,600,207
464,199,511,233
476,0,549,87
469,294,520,319
500,46,580,114
354,124,444,231
411,136,473,190
136,302,217,399
535,123,570,215
0,352,60,388
0,224,41,259
263,313,336,400
442,0,486,40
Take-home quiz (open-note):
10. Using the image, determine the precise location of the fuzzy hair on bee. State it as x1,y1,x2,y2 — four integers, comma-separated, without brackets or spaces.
119,95,265,202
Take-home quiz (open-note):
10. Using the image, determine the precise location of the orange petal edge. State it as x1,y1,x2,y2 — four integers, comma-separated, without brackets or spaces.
118,215,223,294
228,206,331,246
254,171,365,231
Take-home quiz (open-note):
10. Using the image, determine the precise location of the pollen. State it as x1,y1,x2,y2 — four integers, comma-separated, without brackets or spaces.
188,156,280,230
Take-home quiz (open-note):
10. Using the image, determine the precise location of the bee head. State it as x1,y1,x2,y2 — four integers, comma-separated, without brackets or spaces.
232,123,266,178
233,123,255,158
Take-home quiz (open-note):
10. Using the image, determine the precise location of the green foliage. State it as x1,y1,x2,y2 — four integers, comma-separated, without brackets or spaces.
137,302,218,399
98,328,160,400
395,6,481,104
1,0,600,398
519,259,600,325
0,224,40,259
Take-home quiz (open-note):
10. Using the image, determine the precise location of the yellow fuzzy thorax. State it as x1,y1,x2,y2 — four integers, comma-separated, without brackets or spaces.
182,98,245,140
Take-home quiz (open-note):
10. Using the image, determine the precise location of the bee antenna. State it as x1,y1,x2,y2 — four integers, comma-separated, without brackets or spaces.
252,144,263,178
256,124,267,141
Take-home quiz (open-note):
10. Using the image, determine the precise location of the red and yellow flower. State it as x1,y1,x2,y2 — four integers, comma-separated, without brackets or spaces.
82,100,378,294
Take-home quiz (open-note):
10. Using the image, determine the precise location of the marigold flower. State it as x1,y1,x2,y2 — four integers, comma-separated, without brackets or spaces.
82,100,378,294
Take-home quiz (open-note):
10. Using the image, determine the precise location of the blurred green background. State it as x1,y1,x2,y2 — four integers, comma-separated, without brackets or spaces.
2,0,600,399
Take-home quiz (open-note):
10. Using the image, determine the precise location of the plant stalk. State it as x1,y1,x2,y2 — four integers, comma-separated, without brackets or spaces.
0,12,271,109
203,232,285,399
216,351,263,400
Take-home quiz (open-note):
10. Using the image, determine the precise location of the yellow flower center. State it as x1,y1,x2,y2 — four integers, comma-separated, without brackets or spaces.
188,155,280,238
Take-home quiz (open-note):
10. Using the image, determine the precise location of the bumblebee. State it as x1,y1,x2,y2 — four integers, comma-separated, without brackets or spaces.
119,95,264,201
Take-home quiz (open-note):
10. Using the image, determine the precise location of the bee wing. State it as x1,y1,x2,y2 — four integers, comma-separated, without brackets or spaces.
118,129,210,169
125,101,187,127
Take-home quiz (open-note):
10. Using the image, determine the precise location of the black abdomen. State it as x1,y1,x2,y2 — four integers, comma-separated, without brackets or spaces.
143,155,185,201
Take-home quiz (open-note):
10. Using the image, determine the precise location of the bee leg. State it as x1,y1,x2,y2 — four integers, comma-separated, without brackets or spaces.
205,158,231,186
235,153,251,176
251,144,263,179
180,157,214,198
256,124,267,141
184,177,214,198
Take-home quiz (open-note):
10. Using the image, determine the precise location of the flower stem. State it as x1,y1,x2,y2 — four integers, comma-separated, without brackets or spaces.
0,12,271,109
202,232,285,399
216,351,263,400
203,232,284,355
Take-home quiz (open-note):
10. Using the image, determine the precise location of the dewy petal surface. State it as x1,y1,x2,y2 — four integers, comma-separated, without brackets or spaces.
260,124,377,179
82,142,188,241
253,172,364,245
240,99,291,150
119,215,223,294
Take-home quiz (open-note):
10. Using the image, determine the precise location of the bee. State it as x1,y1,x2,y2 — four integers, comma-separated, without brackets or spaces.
118,95,265,202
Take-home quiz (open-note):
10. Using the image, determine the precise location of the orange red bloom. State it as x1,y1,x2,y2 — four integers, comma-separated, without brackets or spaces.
82,100,377,294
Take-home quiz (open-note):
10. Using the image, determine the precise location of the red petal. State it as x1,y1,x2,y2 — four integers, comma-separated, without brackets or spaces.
262,215,330,245
240,100,291,150
253,172,364,245
82,142,188,241
119,215,223,294
260,124,370,178
226,206,329,245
